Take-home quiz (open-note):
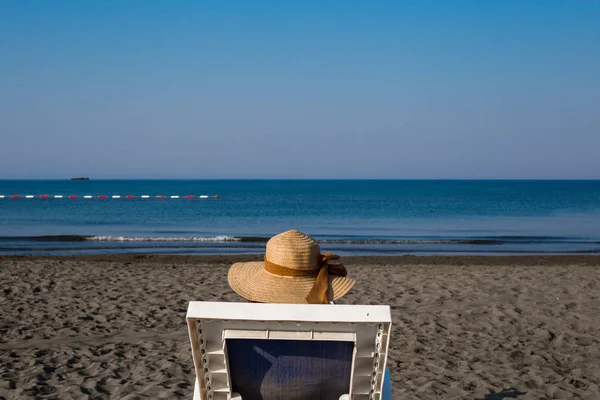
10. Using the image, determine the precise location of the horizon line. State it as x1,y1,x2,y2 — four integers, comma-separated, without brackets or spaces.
2,178,600,181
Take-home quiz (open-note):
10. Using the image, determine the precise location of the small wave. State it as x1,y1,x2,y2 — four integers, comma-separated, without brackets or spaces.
53,236,502,245
87,236,241,242
317,239,504,245
484,235,571,240
238,236,270,243
0,235,590,246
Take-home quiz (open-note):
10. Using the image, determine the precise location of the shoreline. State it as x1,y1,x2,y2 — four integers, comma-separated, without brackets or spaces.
3,233,600,257
3,253,600,265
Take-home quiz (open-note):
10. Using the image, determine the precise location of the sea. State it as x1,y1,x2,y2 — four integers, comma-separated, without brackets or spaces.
1,180,600,256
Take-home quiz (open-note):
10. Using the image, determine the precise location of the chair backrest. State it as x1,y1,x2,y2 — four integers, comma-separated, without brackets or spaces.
186,301,392,400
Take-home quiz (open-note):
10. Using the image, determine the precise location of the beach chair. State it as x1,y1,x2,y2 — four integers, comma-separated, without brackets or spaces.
186,301,392,400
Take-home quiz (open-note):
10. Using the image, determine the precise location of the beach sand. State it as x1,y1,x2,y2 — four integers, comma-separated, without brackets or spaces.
1,255,599,399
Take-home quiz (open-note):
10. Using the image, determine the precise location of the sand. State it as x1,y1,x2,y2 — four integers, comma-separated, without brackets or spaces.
1,255,599,399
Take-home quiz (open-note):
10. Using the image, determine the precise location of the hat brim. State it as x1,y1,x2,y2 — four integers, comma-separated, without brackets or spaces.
228,261,355,304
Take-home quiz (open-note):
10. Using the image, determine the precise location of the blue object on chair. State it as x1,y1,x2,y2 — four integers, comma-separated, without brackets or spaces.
227,339,353,400
382,368,392,400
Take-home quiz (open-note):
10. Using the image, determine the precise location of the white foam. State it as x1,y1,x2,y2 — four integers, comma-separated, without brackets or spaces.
87,236,241,242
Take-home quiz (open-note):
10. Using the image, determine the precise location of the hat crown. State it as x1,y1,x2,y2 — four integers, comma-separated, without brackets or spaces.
265,230,321,270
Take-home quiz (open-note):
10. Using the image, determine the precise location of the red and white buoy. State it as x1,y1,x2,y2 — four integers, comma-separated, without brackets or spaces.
0,194,220,200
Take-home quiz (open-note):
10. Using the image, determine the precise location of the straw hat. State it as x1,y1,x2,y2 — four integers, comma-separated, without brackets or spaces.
228,230,355,304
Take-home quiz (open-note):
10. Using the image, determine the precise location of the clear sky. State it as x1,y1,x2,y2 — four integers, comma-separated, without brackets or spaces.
1,1,599,179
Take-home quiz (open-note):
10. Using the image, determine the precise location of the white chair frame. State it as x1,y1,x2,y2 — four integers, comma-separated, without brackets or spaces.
187,301,392,400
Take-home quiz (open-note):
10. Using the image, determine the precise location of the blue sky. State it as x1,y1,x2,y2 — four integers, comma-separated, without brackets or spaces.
1,1,599,179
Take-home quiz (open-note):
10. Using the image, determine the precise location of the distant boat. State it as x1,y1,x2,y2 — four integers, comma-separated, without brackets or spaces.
70,177,90,181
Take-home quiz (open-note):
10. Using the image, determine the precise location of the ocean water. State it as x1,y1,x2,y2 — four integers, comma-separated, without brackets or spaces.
1,180,600,256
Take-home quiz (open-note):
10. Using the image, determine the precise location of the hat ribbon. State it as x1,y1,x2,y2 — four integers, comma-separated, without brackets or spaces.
264,252,347,304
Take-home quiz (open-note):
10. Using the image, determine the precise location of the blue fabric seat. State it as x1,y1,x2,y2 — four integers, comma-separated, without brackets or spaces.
227,339,354,400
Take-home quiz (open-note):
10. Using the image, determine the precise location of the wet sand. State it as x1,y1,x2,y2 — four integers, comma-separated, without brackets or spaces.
1,255,599,399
